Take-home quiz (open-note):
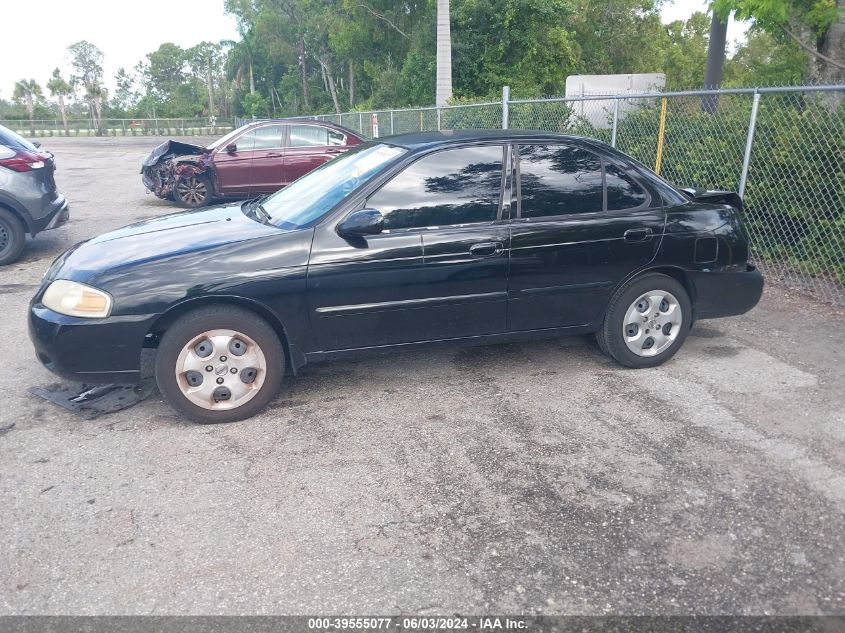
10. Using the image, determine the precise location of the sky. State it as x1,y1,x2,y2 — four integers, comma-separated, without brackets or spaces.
0,0,750,101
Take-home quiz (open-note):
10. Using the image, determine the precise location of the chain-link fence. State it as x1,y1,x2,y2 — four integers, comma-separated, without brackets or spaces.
315,86,845,306
0,118,234,137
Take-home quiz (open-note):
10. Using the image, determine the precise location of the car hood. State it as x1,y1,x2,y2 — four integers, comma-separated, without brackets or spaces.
47,204,283,282
141,139,207,168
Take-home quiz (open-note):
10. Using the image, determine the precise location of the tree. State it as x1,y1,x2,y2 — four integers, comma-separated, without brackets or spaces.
435,0,453,105
46,69,72,135
713,0,844,85
189,42,224,117
662,12,712,89
68,40,106,134
13,79,43,135
111,67,138,115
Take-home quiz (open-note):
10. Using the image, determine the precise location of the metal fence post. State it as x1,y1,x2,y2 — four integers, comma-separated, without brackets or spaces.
390,110,395,135
739,90,761,198
654,97,668,175
502,85,510,129
359,112,363,134
437,107,442,131
611,98,620,148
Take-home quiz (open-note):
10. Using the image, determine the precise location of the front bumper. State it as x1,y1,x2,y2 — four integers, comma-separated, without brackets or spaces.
28,303,152,384
690,264,764,320
30,195,69,236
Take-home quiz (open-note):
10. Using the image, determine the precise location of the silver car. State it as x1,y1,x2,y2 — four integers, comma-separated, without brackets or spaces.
0,124,69,265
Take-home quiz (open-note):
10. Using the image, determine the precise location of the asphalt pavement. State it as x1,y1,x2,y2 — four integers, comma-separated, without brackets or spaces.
0,136,843,615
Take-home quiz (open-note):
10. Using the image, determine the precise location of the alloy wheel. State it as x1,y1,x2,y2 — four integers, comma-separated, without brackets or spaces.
176,176,208,206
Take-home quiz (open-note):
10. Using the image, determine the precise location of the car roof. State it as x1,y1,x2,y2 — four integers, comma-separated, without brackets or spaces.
380,129,593,149
245,117,361,138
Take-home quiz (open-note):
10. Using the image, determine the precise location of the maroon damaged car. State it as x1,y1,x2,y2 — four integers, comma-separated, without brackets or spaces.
141,119,363,208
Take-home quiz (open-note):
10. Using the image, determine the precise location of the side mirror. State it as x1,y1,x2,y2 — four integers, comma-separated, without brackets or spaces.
33,141,41,149
225,143,237,154
337,208,384,238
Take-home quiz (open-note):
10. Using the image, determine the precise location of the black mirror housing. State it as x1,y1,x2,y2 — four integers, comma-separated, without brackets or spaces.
225,143,237,154
337,208,385,238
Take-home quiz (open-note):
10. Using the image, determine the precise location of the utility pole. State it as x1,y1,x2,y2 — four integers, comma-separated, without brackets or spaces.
435,0,453,106
702,12,729,113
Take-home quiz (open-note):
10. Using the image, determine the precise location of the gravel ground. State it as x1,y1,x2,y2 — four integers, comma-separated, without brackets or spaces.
0,136,843,615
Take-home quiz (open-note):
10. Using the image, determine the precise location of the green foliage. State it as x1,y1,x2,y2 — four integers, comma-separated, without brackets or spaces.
610,97,845,284
242,92,270,116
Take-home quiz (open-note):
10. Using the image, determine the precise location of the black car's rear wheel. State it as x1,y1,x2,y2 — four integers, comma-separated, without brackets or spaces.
0,207,26,266
155,305,285,423
173,173,212,208
596,273,691,368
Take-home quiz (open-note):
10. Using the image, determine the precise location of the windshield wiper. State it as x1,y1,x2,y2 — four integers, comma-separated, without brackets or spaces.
254,201,272,223
242,197,272,224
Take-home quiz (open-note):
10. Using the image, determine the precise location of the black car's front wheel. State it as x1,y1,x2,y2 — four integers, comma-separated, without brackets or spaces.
173,173,212,208
596,273,691,368
0,207,26,266
155,305,285,423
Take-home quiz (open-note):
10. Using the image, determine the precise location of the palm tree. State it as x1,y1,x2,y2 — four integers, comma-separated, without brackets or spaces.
13,79,43,136
435,0,452,106
85,82,106,136
47,69,72,136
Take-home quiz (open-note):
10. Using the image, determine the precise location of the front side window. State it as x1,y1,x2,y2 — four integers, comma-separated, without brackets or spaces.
290,125,329,147
261,143,406,230
234,129,256,152
518,145,603,218
367,145,504,231
605,163,648,210
253,125,284,150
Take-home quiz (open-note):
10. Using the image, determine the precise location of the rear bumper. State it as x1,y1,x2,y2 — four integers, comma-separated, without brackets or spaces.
30,195,69,236
28,304,151,384
690,264,764,320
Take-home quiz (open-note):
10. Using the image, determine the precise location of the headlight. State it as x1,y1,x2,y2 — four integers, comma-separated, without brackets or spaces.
42,280,113,318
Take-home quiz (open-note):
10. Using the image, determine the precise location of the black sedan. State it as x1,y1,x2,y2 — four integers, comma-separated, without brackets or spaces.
29,130,763,423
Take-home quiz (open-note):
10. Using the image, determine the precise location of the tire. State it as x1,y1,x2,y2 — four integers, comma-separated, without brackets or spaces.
0,207,27,266
155,305,285,423
173,173,212,208
596,273,692,369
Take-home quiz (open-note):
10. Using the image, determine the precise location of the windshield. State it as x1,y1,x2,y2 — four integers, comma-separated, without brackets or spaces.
260,143,407,230
207,125,250,150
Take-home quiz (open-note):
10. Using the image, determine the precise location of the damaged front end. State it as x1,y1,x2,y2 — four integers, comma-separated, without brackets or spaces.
141,140,212,201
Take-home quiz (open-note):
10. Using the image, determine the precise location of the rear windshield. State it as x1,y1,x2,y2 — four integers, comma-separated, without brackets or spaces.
0,124,38,151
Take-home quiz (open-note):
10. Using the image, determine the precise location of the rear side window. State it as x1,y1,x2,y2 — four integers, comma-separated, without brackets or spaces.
606,163,648,210
328,129,346,146
0,124,37,151
518,145,603,217
290,125,329,147
367,145,504,230
253,125,283,150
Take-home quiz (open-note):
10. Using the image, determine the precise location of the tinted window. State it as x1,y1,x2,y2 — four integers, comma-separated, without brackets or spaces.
253,125,283,150
290,125,329,147
606,163,648,210
328,129,346,146
519,145,603,217
367,145,503,230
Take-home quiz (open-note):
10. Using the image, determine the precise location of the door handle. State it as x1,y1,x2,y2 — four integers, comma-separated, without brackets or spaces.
266,152,283,157
624,228,653,242
469,242,503,257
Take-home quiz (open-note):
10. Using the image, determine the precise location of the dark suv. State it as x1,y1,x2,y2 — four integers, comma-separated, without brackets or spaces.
0,125,69,265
